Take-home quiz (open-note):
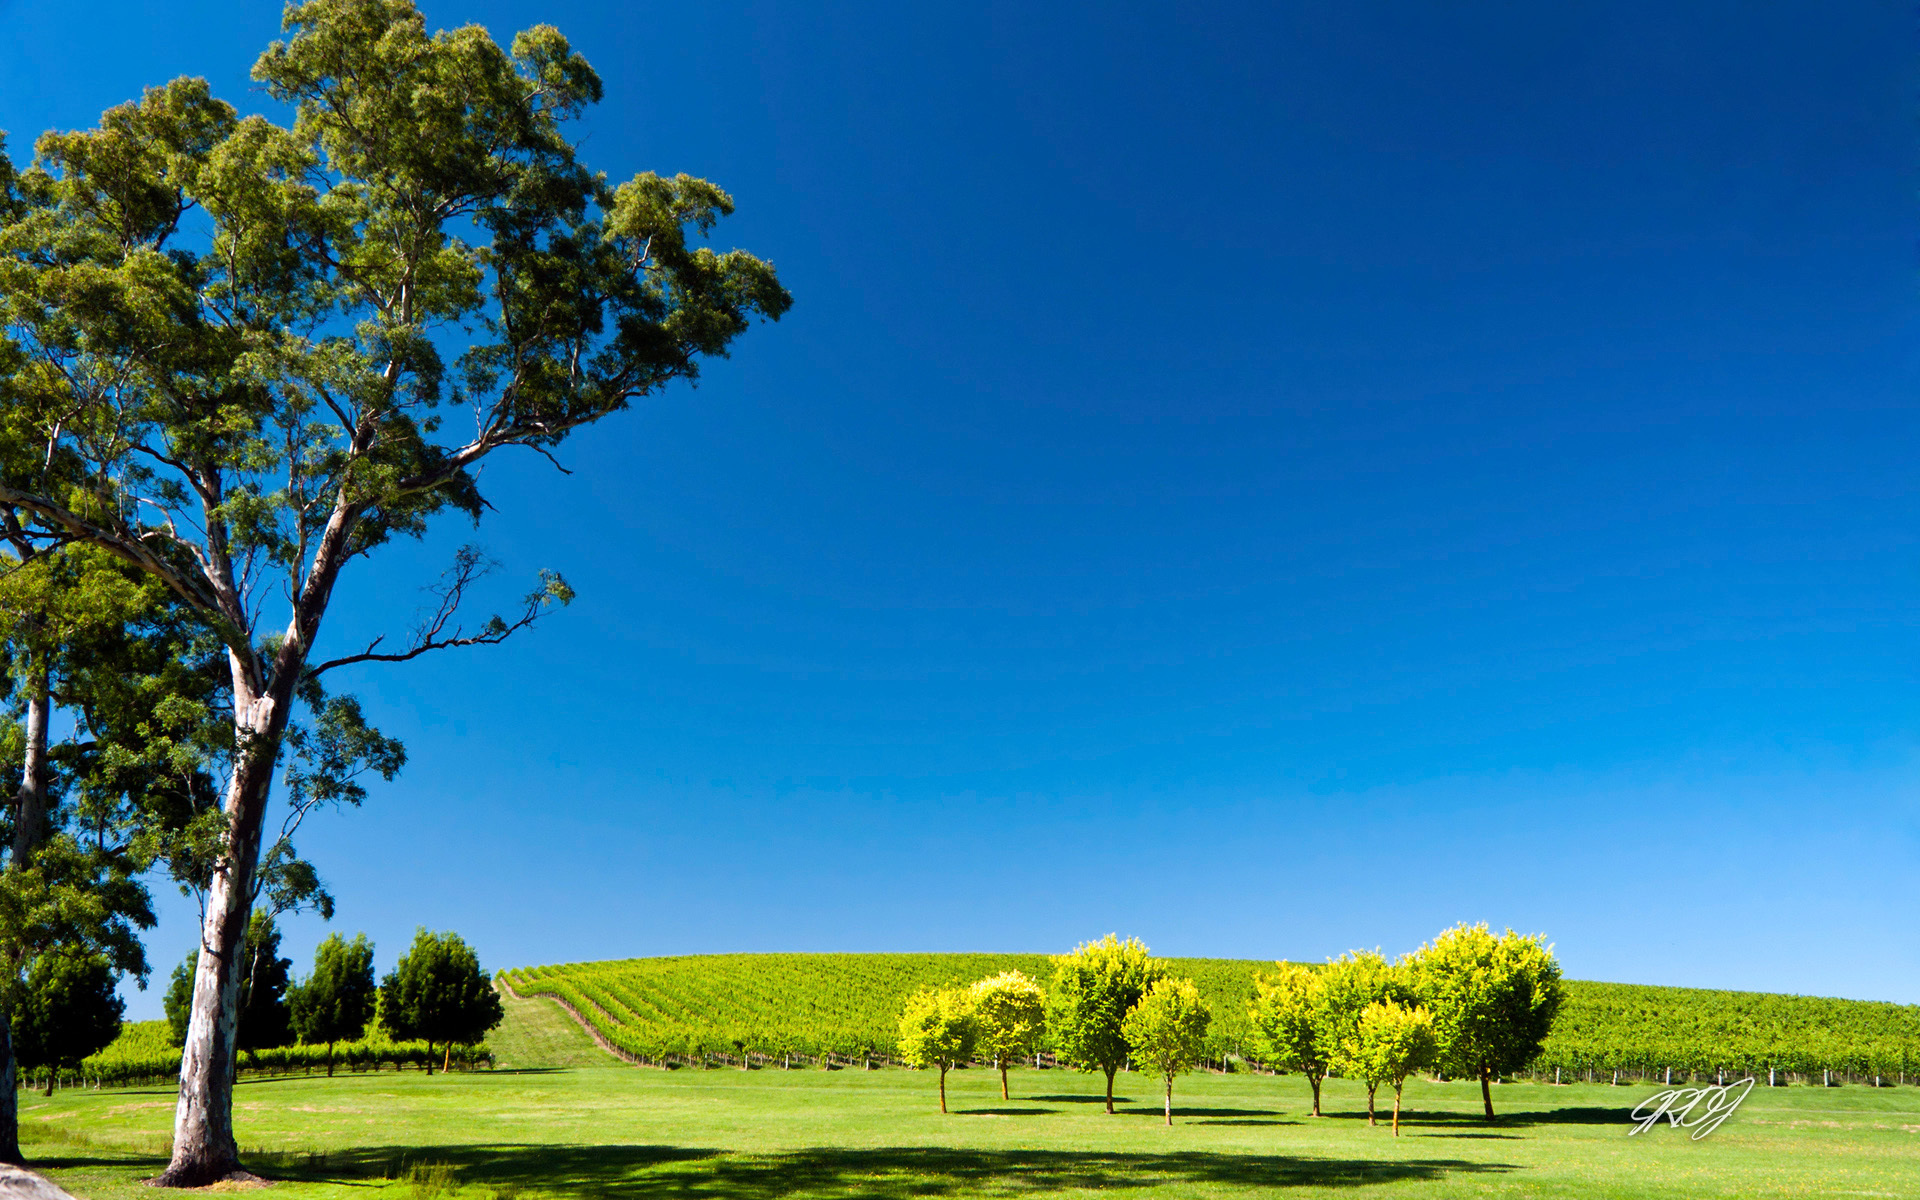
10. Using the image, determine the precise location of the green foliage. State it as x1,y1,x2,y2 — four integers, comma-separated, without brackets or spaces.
13,952,122,1075
1340,1000,1437,1133
163,954,193,1046
237,913,296,1051
289,933,377,1058
896,986,975,1113
1247,962,1329,1112
1122,977,1212,1124
895,987,976,1069
1533,981,1920,1078
76,1017,493,1090
380,929,504,1069
1407,923,1563,1116
969,971,1046,1086
1047,936,1167,1091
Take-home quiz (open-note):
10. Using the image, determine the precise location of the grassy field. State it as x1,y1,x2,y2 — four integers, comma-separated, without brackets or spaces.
27,989,1920,1200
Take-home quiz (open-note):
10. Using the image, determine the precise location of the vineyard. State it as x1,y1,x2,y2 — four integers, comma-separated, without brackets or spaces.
68,1020,494,1092
503,953,1920,1083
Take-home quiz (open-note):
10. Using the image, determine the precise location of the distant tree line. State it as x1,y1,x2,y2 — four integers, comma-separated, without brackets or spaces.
163,925,502,1076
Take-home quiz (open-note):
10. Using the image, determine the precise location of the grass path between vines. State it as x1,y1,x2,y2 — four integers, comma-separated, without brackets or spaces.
25,992,1920,1200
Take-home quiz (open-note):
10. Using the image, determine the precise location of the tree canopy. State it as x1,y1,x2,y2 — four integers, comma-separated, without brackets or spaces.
1408,922,1564,1120
968,971,1045,1101
1048,935,1166,1114
1343,999,1437,1136
1247,962,1331,1117
378,928,503,1074
288,932,375,1076
0,0,786,1181
1121,977,1212,1126
895,986,976,1114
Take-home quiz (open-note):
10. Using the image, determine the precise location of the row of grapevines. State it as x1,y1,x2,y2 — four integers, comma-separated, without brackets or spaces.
74,1019,493,1088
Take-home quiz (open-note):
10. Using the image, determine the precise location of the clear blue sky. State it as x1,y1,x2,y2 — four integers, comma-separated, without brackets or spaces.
2,1,1915,1017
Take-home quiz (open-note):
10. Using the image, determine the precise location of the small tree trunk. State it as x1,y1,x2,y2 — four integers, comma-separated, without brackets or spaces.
1481,1065,1495,1120
424,1043,435,1076
1104,1066,1117,1114
1164,1073,1173,1126
443,1044,452,1075
939,1064,948,1114
1392,1083,1403,1136
1000,1059,1009,1101
0,1012,21,1166
1366,1083,1376,1126
326,1043,334,1079
1309,1072,1323,1117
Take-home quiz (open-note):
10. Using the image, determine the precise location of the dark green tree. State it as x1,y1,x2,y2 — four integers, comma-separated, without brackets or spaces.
164,954,194,1047
379,929,503,1075
288,932,375,1075
235,914,293,1053
1047,935,1167,1114
13,951,122,1095
0,836,149,1162
0,0,787,1181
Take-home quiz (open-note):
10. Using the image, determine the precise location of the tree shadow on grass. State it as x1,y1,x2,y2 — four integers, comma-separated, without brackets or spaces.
1116,1106,1281,1119
952,1107,1060,1116
315,1143,1515,1198
1400,1106,1621,1129
1029,1094,1133,1104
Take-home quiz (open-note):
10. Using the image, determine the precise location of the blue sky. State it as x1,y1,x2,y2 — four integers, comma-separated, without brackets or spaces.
1,1,1915,1017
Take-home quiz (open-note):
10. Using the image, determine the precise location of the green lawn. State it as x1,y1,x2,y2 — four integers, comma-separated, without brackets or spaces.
27,992,1920,1199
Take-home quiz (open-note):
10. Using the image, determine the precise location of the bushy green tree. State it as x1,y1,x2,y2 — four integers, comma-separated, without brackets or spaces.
236,914,294,1052
968,971,1045,1101
12,952,122,1095
1121,977,1212,1126
1321,950,1415,1122
0,0,787,1181
289,933,375,1076
1343,1000,1437,1136
164,954,194,1047
379,929,503,1075
1048,935,1166,1114
896,987,976,1114
1408,922,1564,1120
0,835,149,1163
1247,962,1331,1116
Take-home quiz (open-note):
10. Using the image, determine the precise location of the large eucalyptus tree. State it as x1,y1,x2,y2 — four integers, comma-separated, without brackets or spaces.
0,0,788,1183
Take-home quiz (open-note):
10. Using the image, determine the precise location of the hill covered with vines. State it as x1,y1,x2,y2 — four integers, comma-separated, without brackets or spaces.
503,953,1920,1079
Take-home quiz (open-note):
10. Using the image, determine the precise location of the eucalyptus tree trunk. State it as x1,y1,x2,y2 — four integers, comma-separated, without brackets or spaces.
0,656,49,1166
1480,1066,1495,1120
11,661,49,867
157,667,294,1186
1104,1065,1117,1114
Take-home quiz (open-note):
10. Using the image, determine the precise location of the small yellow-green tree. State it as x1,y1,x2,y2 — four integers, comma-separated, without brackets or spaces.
1121,977,1212,1126
970,971,1046,1100
1247,963,1331,1116
1049,934,1167,1113
1321,951,1416,1122
897,987,977,1113
1407,923,1564,1120
1342,1000,1437,1135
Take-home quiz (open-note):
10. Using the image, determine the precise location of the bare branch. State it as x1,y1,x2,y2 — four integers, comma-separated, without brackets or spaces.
307,547,571,676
